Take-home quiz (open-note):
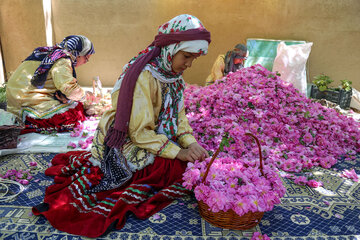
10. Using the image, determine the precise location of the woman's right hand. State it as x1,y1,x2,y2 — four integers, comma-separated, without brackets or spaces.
85,91,96,103
176,149,197,163
176,144,209,163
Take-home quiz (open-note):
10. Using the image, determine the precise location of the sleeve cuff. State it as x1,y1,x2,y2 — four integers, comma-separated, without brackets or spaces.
177,132,197,148
157,140,181,159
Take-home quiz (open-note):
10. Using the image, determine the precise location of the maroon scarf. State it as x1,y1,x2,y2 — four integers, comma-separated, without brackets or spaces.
104,28,211,149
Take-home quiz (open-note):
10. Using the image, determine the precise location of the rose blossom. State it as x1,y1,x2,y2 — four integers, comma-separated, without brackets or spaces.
307,179,323,188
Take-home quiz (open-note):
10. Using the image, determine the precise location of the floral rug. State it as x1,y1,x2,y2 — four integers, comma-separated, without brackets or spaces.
0,152,360,240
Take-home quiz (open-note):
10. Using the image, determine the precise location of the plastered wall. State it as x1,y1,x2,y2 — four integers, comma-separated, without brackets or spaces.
0,0,46,79
1,0,359,90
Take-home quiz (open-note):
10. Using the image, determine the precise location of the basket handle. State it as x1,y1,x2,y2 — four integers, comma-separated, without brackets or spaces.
201,133,264,183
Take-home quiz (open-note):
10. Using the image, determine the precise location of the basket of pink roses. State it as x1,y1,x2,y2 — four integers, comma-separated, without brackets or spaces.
183,133,286,230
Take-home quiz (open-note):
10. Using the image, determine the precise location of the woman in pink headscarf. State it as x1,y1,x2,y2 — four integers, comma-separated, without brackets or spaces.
33,14,211,237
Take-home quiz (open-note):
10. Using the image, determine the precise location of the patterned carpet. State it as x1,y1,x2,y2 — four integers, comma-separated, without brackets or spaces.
0,153,360,240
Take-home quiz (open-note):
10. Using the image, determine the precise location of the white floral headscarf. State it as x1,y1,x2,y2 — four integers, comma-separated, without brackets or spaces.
113,14,209,92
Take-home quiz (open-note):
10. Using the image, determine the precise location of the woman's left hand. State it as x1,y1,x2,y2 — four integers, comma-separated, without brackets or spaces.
187,142,209,162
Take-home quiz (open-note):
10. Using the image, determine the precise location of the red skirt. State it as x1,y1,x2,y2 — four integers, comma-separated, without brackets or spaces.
21,102,86,134
32,151,189,238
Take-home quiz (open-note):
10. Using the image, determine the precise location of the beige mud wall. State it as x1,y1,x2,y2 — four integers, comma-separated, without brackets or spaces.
1,0,359,90
0,0,46,80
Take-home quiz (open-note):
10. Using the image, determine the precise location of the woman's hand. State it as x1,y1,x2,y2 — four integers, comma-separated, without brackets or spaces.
54,91,69,104
85,91,96,103
176,142,209,163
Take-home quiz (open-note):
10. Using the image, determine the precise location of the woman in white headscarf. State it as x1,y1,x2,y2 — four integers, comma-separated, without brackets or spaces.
6,35,95,133
33,15,210,237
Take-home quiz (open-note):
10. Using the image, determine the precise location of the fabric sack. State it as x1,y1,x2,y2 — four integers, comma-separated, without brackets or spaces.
351,88,360,111
272,41,313,95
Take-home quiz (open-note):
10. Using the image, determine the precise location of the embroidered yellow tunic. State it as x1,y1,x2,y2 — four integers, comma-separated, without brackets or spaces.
205,54,225,86
6,58,85,119
91,70,197,171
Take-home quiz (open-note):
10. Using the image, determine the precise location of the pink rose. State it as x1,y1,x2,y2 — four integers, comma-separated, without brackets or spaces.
86,136,94,144
341,169,359,182
294,176,307,185
70,131,80,137
252,232,271,240
67,142,77,149
29,161,37,167
307,179,322,188
19,179,29,185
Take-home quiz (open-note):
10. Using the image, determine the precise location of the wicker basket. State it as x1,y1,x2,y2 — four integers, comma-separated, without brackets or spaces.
0,119,24,150
198,133,265,230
